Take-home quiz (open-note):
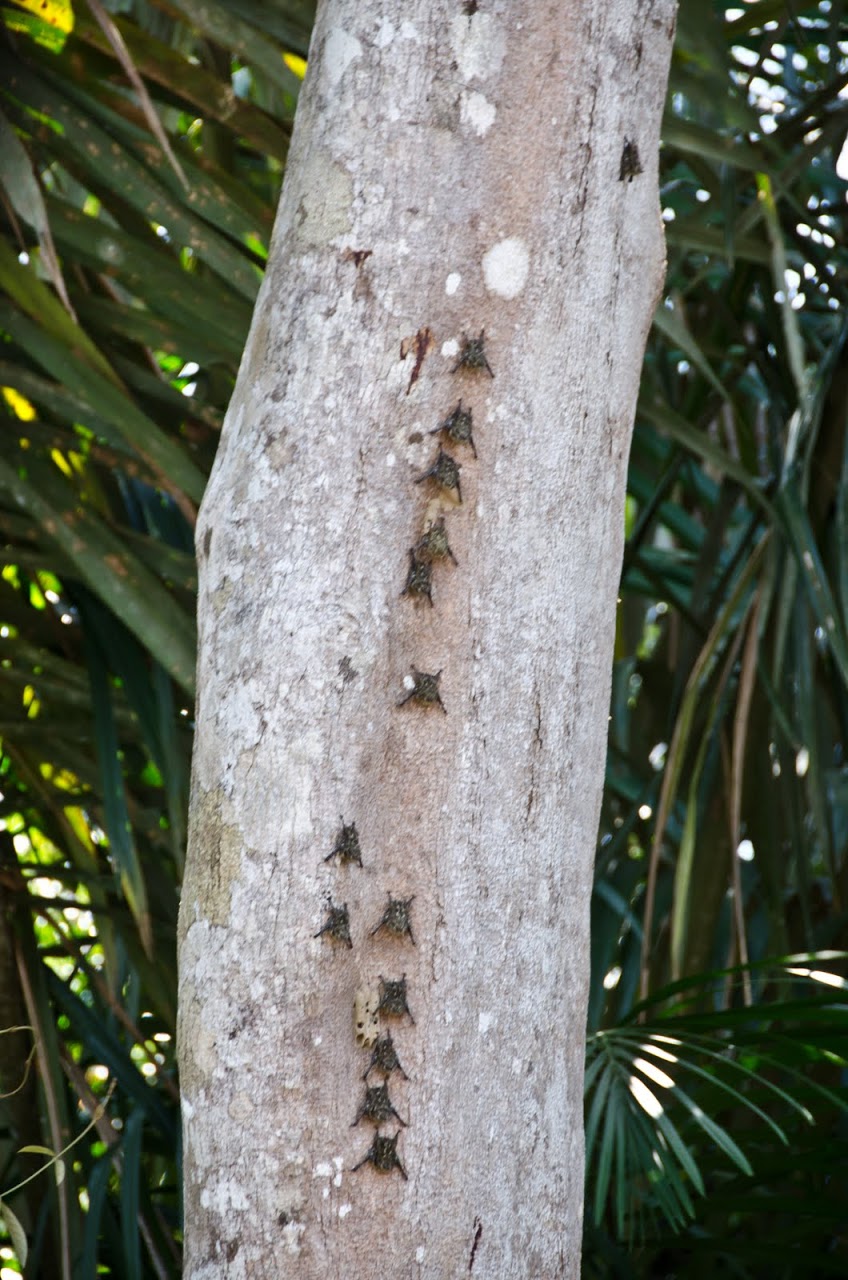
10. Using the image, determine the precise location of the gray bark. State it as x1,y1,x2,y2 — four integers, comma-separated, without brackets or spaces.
178,1,676,1275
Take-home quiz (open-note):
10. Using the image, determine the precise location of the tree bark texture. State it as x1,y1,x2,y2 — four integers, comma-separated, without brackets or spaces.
178,1,676,1275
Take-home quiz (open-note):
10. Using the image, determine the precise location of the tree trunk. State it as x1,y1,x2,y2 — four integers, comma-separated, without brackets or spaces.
178,1,675,1275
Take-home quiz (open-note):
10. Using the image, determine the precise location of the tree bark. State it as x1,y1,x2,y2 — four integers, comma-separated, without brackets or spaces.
178,1,676,1275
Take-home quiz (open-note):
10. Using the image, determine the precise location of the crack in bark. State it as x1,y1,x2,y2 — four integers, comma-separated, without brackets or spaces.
468,1217,483,1270
401,326,435,396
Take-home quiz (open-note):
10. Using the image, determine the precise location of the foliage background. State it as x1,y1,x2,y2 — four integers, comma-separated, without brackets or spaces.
0,0,846,1275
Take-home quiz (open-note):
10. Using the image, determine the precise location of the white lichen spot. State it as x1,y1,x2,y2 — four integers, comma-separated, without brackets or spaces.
445,272,461,296
375,18,395,48
416,1246,426,1262
479,1011,494,1035
401,21,418,39
511,1056,523,1074
282,1220,306,1255
333,1156,343,1187
200,1177,249,1214
339,1203,353,1219
324,28,362,88
402,674,416,691
386,452,397,468
450,12,506,82
442,338,460,359
483,238,530,299
313,1035,322,1047
461,90,496,137
181,1094,195,1121
313,1162,333,1179
322,1186,330,1199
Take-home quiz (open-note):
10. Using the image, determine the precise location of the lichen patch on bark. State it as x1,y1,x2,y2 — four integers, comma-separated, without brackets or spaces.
450,11,506,83
483,237,530,299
